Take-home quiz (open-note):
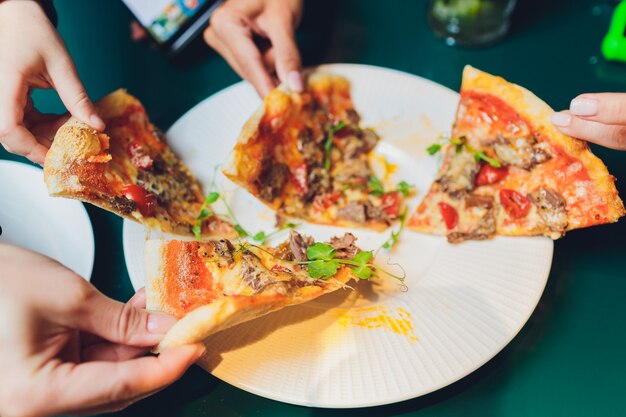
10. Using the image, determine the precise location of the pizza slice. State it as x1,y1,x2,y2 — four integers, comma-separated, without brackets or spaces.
44,89,234,238
408,66,624,242
145,231,366,351
223,72,408,231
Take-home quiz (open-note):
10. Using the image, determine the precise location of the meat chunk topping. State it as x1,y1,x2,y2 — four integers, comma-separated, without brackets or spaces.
528,186,568,233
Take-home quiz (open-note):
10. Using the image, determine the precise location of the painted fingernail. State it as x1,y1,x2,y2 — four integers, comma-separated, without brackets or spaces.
194,344,206,358
570,97,598,116
147,312,177,334
550,112,572,127
287,71,304,93
90,114,105,130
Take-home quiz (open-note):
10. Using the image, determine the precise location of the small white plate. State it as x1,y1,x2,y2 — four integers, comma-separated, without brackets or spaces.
0,160,94,280
123,64,553,408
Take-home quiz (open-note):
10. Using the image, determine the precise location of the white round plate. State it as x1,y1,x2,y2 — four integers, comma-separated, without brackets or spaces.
123,64,553,408
0,160,94,280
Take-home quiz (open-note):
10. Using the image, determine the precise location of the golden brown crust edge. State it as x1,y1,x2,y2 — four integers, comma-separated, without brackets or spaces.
462,65,625,225
44,89,139,207
154,281,350,352
146,238,354,352
44,90,229,237
96,88,141,119
222,72,345,197
223,72,392,230
44,118,105,194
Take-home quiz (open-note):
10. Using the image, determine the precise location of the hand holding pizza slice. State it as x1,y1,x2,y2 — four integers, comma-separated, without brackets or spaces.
144,231,388,352
44,89,234,238
409,66,625,243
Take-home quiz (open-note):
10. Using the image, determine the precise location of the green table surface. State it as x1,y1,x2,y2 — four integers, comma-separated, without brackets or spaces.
2,1,626,416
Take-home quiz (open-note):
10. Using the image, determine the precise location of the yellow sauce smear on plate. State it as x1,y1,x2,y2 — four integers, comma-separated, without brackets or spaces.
336,306,418,343
370,153,398,181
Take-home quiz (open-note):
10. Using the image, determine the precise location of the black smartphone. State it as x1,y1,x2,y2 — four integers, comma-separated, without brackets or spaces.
121,0,223,55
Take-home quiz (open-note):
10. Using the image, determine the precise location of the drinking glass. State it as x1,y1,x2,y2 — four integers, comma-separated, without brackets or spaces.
428,0,517,46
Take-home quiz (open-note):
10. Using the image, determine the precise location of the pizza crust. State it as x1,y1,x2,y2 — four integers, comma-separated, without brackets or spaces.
96,88,142,119
44,116,145,224
45,118,108,194
409,67,624,240
222,104,268,201
44,90,144,223
144,239,353,352
44,89,235,238
223,71,396,231
462,66,625,224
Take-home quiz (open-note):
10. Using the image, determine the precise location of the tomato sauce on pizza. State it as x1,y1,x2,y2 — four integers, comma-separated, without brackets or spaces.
408,66,623,242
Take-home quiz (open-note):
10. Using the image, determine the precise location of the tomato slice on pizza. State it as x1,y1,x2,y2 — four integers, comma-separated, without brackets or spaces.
44,89,234,238
223,72,407,231
408,66,624,242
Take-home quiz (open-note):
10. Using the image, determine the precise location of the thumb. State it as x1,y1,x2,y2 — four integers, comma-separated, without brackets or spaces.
266,25,303,93
47,343,206,415
47,57,105,130
74,288,177,347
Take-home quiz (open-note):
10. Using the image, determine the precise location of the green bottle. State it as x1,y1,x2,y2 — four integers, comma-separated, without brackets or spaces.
602,1,626,61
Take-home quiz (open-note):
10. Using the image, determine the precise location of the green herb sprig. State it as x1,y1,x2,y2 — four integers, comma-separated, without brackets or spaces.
194,189,298,242
249,241,407,289
367,175,385,197
296,243,405,282
251,222,299,243
368,175,414,197
324,120,346,171
396,180,413,197
381,208,408,250
427,136,501,168
192,167,223,240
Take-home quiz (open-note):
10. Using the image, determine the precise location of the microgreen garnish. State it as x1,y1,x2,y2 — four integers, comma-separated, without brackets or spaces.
307,242,337,261
350,251,374,279
193,168,221,240
367,175,385,197
251,222,299,243
195,184,298,242
368,176,414,197
216,193,253,238
381,208,408,250
396,180,413,197
427,143,442,155
194,188,253,240
308,259,341,279
204,191,220,205
305,243,341,279
297,242,404,282
247,238,406,283
473,151,500,167
324,120,346,171
427,136,501,168
233,224,249,238
192,224,202,240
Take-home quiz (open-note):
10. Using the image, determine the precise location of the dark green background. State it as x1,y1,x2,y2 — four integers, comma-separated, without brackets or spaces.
2,1,626,416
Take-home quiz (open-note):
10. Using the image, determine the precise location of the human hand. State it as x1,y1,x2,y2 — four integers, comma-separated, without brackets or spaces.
551,93,626,150
0,0,104,165
0,244,205,417
204,0,304,97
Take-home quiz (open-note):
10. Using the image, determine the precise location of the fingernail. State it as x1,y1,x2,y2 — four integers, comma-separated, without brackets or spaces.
550,112,572,127
287,71,303,93
147,312,177,334
194,344,206,358
570,97,598,116
90,114,105,130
